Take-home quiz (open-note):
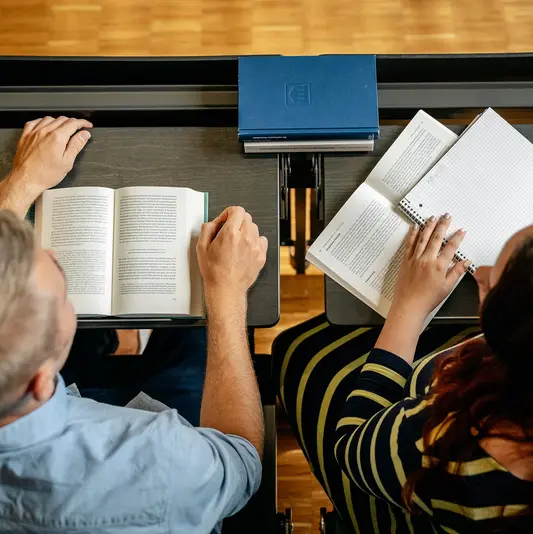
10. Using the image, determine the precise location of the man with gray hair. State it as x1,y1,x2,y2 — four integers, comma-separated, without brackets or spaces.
0,116,267,533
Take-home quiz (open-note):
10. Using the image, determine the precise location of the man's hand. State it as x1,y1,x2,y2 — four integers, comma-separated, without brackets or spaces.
1,116,93,216
197,206,268,312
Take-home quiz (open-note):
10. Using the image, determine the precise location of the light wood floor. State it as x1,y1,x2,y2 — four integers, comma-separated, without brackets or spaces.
2,0,533,56
4,1,533,531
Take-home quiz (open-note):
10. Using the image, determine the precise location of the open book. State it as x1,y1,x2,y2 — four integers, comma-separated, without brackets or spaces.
307,111,458,319
400,108,533,273
35,186,208,317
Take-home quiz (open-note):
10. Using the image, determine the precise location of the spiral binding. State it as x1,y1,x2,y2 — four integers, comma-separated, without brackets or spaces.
398,199,476,274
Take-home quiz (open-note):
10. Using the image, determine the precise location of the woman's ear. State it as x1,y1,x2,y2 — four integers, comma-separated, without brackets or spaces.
474,266,492,305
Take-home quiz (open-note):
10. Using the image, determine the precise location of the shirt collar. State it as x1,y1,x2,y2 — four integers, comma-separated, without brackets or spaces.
0,375,68,451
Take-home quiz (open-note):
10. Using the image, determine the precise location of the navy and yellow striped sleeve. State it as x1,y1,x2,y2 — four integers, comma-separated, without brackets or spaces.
335,349,433,514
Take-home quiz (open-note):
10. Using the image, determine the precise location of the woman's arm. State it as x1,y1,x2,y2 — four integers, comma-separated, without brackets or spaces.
334,369,433,512
375,215,469,364
334,215,470,509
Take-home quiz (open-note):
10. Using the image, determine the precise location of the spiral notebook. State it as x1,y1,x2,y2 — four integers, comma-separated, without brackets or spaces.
399,108,533,273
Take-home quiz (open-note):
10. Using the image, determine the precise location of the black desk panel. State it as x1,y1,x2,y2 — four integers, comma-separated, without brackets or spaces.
324,123,533,326
0,127,280,328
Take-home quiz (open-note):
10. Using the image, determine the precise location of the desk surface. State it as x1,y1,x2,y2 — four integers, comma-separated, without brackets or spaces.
324,123,533,326
0,127,280,328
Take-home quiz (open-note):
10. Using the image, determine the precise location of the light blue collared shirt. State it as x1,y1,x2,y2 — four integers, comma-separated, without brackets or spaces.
0,377,261,533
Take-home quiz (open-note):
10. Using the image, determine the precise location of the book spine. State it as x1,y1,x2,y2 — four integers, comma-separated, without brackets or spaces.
239,130,378,141
398,199,476,274
244,141,374,153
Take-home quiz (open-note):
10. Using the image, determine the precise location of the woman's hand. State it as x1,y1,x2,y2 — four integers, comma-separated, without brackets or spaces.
375,214,468,364
391,214,468,322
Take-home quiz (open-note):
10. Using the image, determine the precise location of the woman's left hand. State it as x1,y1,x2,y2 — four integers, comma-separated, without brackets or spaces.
391,214,469,322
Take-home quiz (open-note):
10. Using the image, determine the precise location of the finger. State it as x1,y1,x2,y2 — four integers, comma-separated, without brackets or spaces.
243,221,260,241
40,115,70,134
21,118,43,136
445,259,470,287
241,212,256,235
413,216,437,258
198,221,219,249
259,235,268,254
212,208,231,225
424,214,452,258
33,116,56,131
56,118,93,138
439,227,466,265
63,130,91,165
404,225,419,259
220,206,246,233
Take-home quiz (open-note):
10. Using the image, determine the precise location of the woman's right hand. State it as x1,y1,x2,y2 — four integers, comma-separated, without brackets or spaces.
390,214,469,323
375,215,469,364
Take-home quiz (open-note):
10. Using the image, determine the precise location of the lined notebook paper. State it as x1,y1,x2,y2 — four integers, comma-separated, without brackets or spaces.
399,108,533,271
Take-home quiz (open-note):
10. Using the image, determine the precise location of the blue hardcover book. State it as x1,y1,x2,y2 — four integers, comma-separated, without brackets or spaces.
238,55,379,141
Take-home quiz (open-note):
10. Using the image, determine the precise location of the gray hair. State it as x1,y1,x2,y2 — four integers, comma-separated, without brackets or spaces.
0,210,58,403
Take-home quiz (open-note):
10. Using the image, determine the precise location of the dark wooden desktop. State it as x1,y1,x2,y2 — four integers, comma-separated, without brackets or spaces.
0,127,280,329
323,124,533,326
3,54,533,331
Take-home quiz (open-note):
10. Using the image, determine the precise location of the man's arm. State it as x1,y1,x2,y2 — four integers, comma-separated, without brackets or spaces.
197,206,268,458
0,116,92,217
0,173,36,218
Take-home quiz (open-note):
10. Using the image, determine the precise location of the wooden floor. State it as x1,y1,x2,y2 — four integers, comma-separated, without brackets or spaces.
4,1,533,531
2,0,533,56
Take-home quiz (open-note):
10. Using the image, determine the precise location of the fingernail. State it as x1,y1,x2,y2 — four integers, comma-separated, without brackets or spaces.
429,215,436,222
459,228,466,234
81,131,91,141
443,213,451,219
464,260,472,268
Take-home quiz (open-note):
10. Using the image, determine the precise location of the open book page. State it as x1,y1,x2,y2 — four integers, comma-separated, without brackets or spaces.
111,187,205,316
307,183,410,317
307,183,453,324
400,108,533,270
186,190,207,318
365,110,458,204
35,187,115,316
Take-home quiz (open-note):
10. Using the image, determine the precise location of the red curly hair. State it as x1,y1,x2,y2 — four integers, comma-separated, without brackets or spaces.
403,237,533,531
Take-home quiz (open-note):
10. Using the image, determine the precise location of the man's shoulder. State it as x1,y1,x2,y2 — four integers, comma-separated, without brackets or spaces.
65,394,184,437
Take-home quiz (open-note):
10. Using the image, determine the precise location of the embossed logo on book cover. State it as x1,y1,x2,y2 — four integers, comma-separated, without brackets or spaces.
285,83,311,106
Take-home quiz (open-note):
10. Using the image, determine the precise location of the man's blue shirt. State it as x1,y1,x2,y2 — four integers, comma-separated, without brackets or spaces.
0,376,261,533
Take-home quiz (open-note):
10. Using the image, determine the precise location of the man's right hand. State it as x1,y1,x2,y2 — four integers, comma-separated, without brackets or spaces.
7,116,93,202
197,206,268,312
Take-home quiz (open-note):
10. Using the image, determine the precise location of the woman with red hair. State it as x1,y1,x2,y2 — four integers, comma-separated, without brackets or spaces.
274,214,533,533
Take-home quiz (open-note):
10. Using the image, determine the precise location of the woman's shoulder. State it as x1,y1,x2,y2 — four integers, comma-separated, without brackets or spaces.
404,331,484,398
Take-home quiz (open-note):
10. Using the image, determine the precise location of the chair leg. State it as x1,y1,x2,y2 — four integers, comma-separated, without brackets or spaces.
290,187,308,274
276,507,293,534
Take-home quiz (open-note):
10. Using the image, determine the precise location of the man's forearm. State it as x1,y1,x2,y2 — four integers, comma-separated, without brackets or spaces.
0,171,37,218
200,296,264,458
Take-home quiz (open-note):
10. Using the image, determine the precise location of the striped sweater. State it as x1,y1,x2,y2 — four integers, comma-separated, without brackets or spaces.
334,345,533,533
